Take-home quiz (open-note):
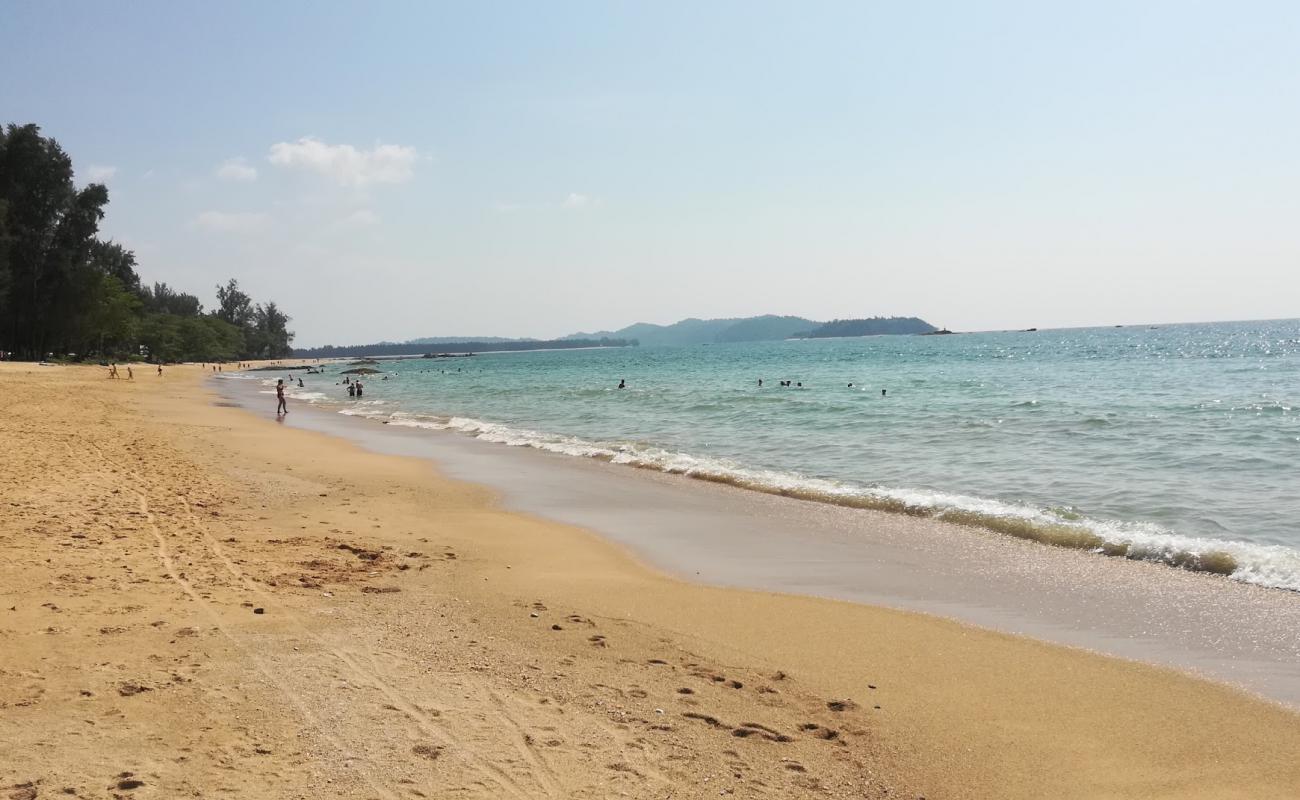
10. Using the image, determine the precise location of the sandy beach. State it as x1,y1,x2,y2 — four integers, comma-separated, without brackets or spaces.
4,363,1300,800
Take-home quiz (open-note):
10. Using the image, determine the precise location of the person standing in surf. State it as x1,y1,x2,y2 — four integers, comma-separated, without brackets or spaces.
276,379,288,415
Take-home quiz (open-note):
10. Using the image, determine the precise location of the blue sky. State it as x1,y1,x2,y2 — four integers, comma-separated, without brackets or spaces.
3,1,1298,345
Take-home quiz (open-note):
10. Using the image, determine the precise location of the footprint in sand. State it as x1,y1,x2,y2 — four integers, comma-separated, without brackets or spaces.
798,723,839,741
732,722,793,743
682,711,725,728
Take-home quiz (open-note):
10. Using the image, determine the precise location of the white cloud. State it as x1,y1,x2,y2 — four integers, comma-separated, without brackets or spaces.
216,157,258,182
341,208,380,226
86,165,117,182
192,210,269,233
267,137,418,186
559,191,598,208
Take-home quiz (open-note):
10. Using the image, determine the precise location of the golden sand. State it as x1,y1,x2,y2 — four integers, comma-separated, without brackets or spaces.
2,362,1298,799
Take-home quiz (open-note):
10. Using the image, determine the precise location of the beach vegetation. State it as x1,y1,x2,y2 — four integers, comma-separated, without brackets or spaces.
0,123,293,361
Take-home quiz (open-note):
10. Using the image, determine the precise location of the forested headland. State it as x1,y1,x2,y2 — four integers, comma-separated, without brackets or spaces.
0,123,293,362
792,317,937,338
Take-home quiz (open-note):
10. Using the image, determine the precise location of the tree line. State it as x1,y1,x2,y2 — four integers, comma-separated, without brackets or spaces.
0,123,293,362
791,317,937,338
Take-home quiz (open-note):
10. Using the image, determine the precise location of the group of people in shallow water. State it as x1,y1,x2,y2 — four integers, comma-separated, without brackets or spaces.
274,373,380,416
762,378,886,395
274,368,888,418
620,376,887,395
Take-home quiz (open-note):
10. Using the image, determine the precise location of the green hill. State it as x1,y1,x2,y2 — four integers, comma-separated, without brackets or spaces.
792,317,937,338
566,315,820,347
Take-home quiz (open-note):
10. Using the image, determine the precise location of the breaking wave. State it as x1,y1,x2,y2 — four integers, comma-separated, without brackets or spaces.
332,405,1300,591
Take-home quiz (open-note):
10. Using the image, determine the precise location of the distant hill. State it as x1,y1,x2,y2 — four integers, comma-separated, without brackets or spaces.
714,315,822,343
792,317,937,338
406,336,531,345
565,315,821,347
293,337,635,359
296,314,937,356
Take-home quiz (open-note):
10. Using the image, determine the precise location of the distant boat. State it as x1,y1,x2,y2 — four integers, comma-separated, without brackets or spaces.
1023,327,1038,332
920,329,955,336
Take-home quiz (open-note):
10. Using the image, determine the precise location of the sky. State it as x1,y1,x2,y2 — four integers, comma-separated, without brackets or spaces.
3,1,1298,346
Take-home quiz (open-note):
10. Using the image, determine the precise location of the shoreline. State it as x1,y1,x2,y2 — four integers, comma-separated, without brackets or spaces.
258,364,1300,594
223,372,1300,707
5,362,1300,799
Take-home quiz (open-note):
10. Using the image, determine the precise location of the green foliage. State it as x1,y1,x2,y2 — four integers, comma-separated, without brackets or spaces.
85,274,141,354
141,282,203,316
215,278,254,329
0,122,293,362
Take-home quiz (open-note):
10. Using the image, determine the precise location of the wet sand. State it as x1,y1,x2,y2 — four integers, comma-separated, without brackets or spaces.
4,361,1300,800
221,375,1300,707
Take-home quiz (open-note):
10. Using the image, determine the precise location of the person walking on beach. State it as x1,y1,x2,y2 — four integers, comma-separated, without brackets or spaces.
127,366,133,380
276,379,288,415
157,364,163,376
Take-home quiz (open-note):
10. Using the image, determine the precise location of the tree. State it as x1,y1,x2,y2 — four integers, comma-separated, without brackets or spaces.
0,199,12,328
142,282,203,317
215,278,254,329
89,240,141,295
85,274,141,355
250,300,294,359
1,122,293,362
138,313,183,362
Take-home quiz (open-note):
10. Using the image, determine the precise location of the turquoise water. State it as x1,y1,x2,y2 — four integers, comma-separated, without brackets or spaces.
264,319,1300,590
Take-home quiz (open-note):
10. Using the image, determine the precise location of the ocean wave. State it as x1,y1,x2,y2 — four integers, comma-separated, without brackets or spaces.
337,407,1300,591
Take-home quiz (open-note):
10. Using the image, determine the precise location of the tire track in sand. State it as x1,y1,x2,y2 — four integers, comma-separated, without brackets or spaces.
80,441,402,800
174,494,547,800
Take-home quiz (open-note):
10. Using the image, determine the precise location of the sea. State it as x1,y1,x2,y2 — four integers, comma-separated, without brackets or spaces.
246,319,1300,592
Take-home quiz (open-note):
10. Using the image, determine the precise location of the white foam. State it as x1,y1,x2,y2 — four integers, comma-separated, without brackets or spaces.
342,407,1300,591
